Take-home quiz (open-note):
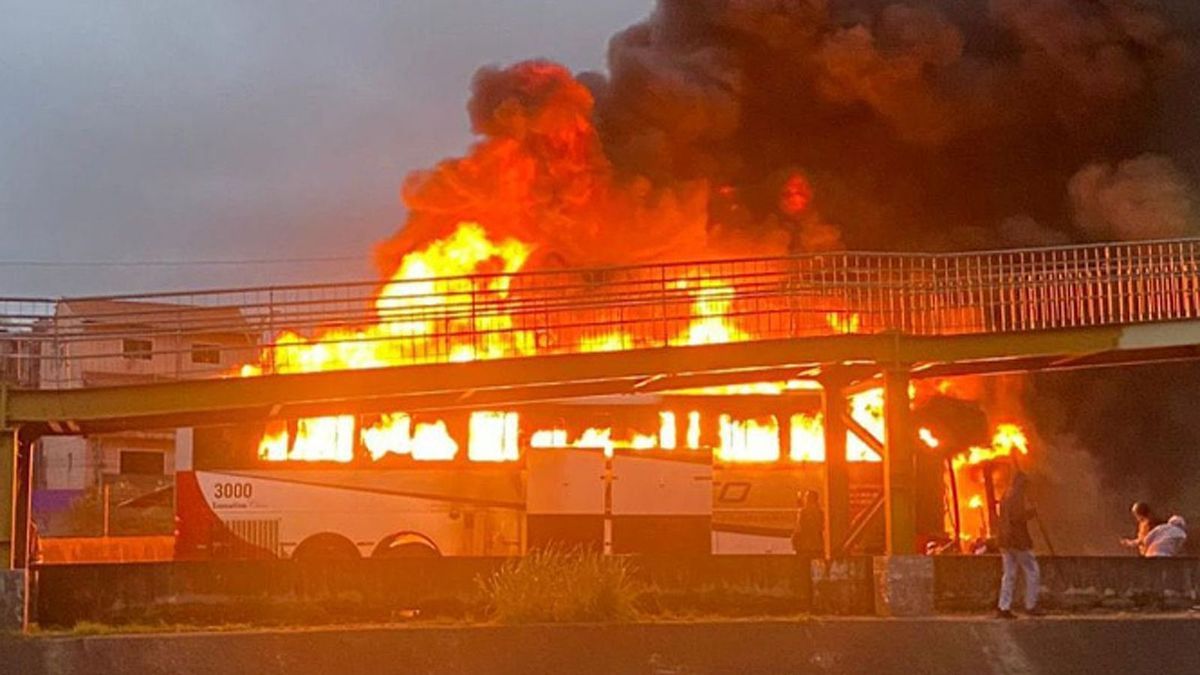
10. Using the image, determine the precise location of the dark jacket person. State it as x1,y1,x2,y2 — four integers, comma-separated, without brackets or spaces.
792,490,825,557
996,472,1041,618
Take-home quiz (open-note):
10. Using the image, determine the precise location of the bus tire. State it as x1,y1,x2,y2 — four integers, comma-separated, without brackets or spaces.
372,532,441,558
292,533,360,561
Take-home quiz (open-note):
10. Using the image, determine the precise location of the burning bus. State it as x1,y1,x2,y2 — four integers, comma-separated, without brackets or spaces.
175,379,1034,561
173,391,899,560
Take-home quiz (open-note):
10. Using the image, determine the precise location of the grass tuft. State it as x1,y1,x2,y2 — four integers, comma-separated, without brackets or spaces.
478,547,640,624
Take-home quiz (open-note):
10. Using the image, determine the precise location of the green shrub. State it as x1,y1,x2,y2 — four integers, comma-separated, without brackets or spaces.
478,547,639,624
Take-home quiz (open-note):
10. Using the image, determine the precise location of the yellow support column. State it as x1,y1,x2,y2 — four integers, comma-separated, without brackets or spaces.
1,426,27,630
0,427,14,568
883,368,916,555
820,374,850,558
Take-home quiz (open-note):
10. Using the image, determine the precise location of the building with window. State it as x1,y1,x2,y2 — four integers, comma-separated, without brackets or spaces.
38,299,256,389
32,300,257,528
0,331,39,389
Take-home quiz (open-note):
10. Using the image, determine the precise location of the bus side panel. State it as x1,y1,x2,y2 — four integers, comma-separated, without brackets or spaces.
611,451,712,554
526,449,605,550
192,469,524,558
175,470,275,560
174,470,213,560
711,463,886,555
712,466,820,554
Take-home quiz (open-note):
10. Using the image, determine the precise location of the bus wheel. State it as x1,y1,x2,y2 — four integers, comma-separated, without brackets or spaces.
292,533,360,561
372,532,441,558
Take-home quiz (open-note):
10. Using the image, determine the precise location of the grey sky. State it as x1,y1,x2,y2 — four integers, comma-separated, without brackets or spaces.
0,1,651,297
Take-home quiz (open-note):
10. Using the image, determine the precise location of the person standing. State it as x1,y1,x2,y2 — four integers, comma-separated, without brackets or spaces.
996,471,1041,619
791,490,825,558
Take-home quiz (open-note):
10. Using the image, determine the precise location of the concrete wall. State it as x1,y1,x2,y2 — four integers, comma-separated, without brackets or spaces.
935,555,1200,611
31,556,875,628
4,618,1199,675
0,571,23,631
28,555,1198,628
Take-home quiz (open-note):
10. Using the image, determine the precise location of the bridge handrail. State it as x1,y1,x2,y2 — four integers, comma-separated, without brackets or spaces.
2,238,1199,388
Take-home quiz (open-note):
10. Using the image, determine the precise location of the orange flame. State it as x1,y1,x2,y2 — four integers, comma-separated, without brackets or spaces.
362,413,460,461
952,423,1029,472
266,222,532,379
717,414,780,463
790,413,825,462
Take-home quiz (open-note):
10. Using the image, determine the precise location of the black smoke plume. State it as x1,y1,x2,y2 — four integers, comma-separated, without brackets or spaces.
586,0,1198,250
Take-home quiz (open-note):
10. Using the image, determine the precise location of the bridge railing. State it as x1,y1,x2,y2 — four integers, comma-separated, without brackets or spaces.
3,239,1199,389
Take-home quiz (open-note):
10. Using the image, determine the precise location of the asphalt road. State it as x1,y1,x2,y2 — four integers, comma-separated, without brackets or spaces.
4,616,1198,674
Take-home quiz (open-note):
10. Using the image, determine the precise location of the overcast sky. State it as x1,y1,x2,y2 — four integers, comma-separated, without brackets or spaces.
0,1,651,297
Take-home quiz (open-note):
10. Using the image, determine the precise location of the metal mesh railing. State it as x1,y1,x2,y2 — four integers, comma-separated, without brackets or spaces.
3,239,1199,389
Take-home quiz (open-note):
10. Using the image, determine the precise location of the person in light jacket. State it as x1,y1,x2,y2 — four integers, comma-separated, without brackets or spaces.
1144,515,1188,557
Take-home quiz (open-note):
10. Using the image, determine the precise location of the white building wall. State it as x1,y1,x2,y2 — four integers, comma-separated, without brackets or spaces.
38,436,92,491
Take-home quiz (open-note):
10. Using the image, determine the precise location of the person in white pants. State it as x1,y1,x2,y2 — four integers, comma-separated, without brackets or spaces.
996,471,1041,618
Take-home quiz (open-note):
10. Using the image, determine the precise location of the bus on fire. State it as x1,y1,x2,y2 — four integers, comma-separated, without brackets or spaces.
174,394,890,560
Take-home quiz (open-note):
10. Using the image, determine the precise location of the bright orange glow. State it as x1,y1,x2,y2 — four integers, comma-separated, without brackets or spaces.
630,433,658,450
659,412,677,450
790,413,824,462
952,423,1029,472
672,278,748,346
579,332,634,353
258,416,355,463
686,411,701,449
826,312,861,334
362,414,460,461
717,414,780,463
575,427,614,456
268,223,532,377
968,495,984,509
362,413,412,461
468,411,520,462
530,428,568,448
375,222,533,365
677,380,823,396
243,211,884,464
242,212,1002,486
848,389,885,462
528,425,663,457
254,223,535,459
919,427,940,448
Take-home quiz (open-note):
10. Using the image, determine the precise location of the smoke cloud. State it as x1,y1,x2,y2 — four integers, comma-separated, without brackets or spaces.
1069,154,1199,241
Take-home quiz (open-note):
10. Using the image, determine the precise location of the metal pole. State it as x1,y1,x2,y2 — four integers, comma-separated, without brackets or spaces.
1,426,31,631
102,483,111,538
0,428,15,569
945,458,961,548
982,465,998,539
